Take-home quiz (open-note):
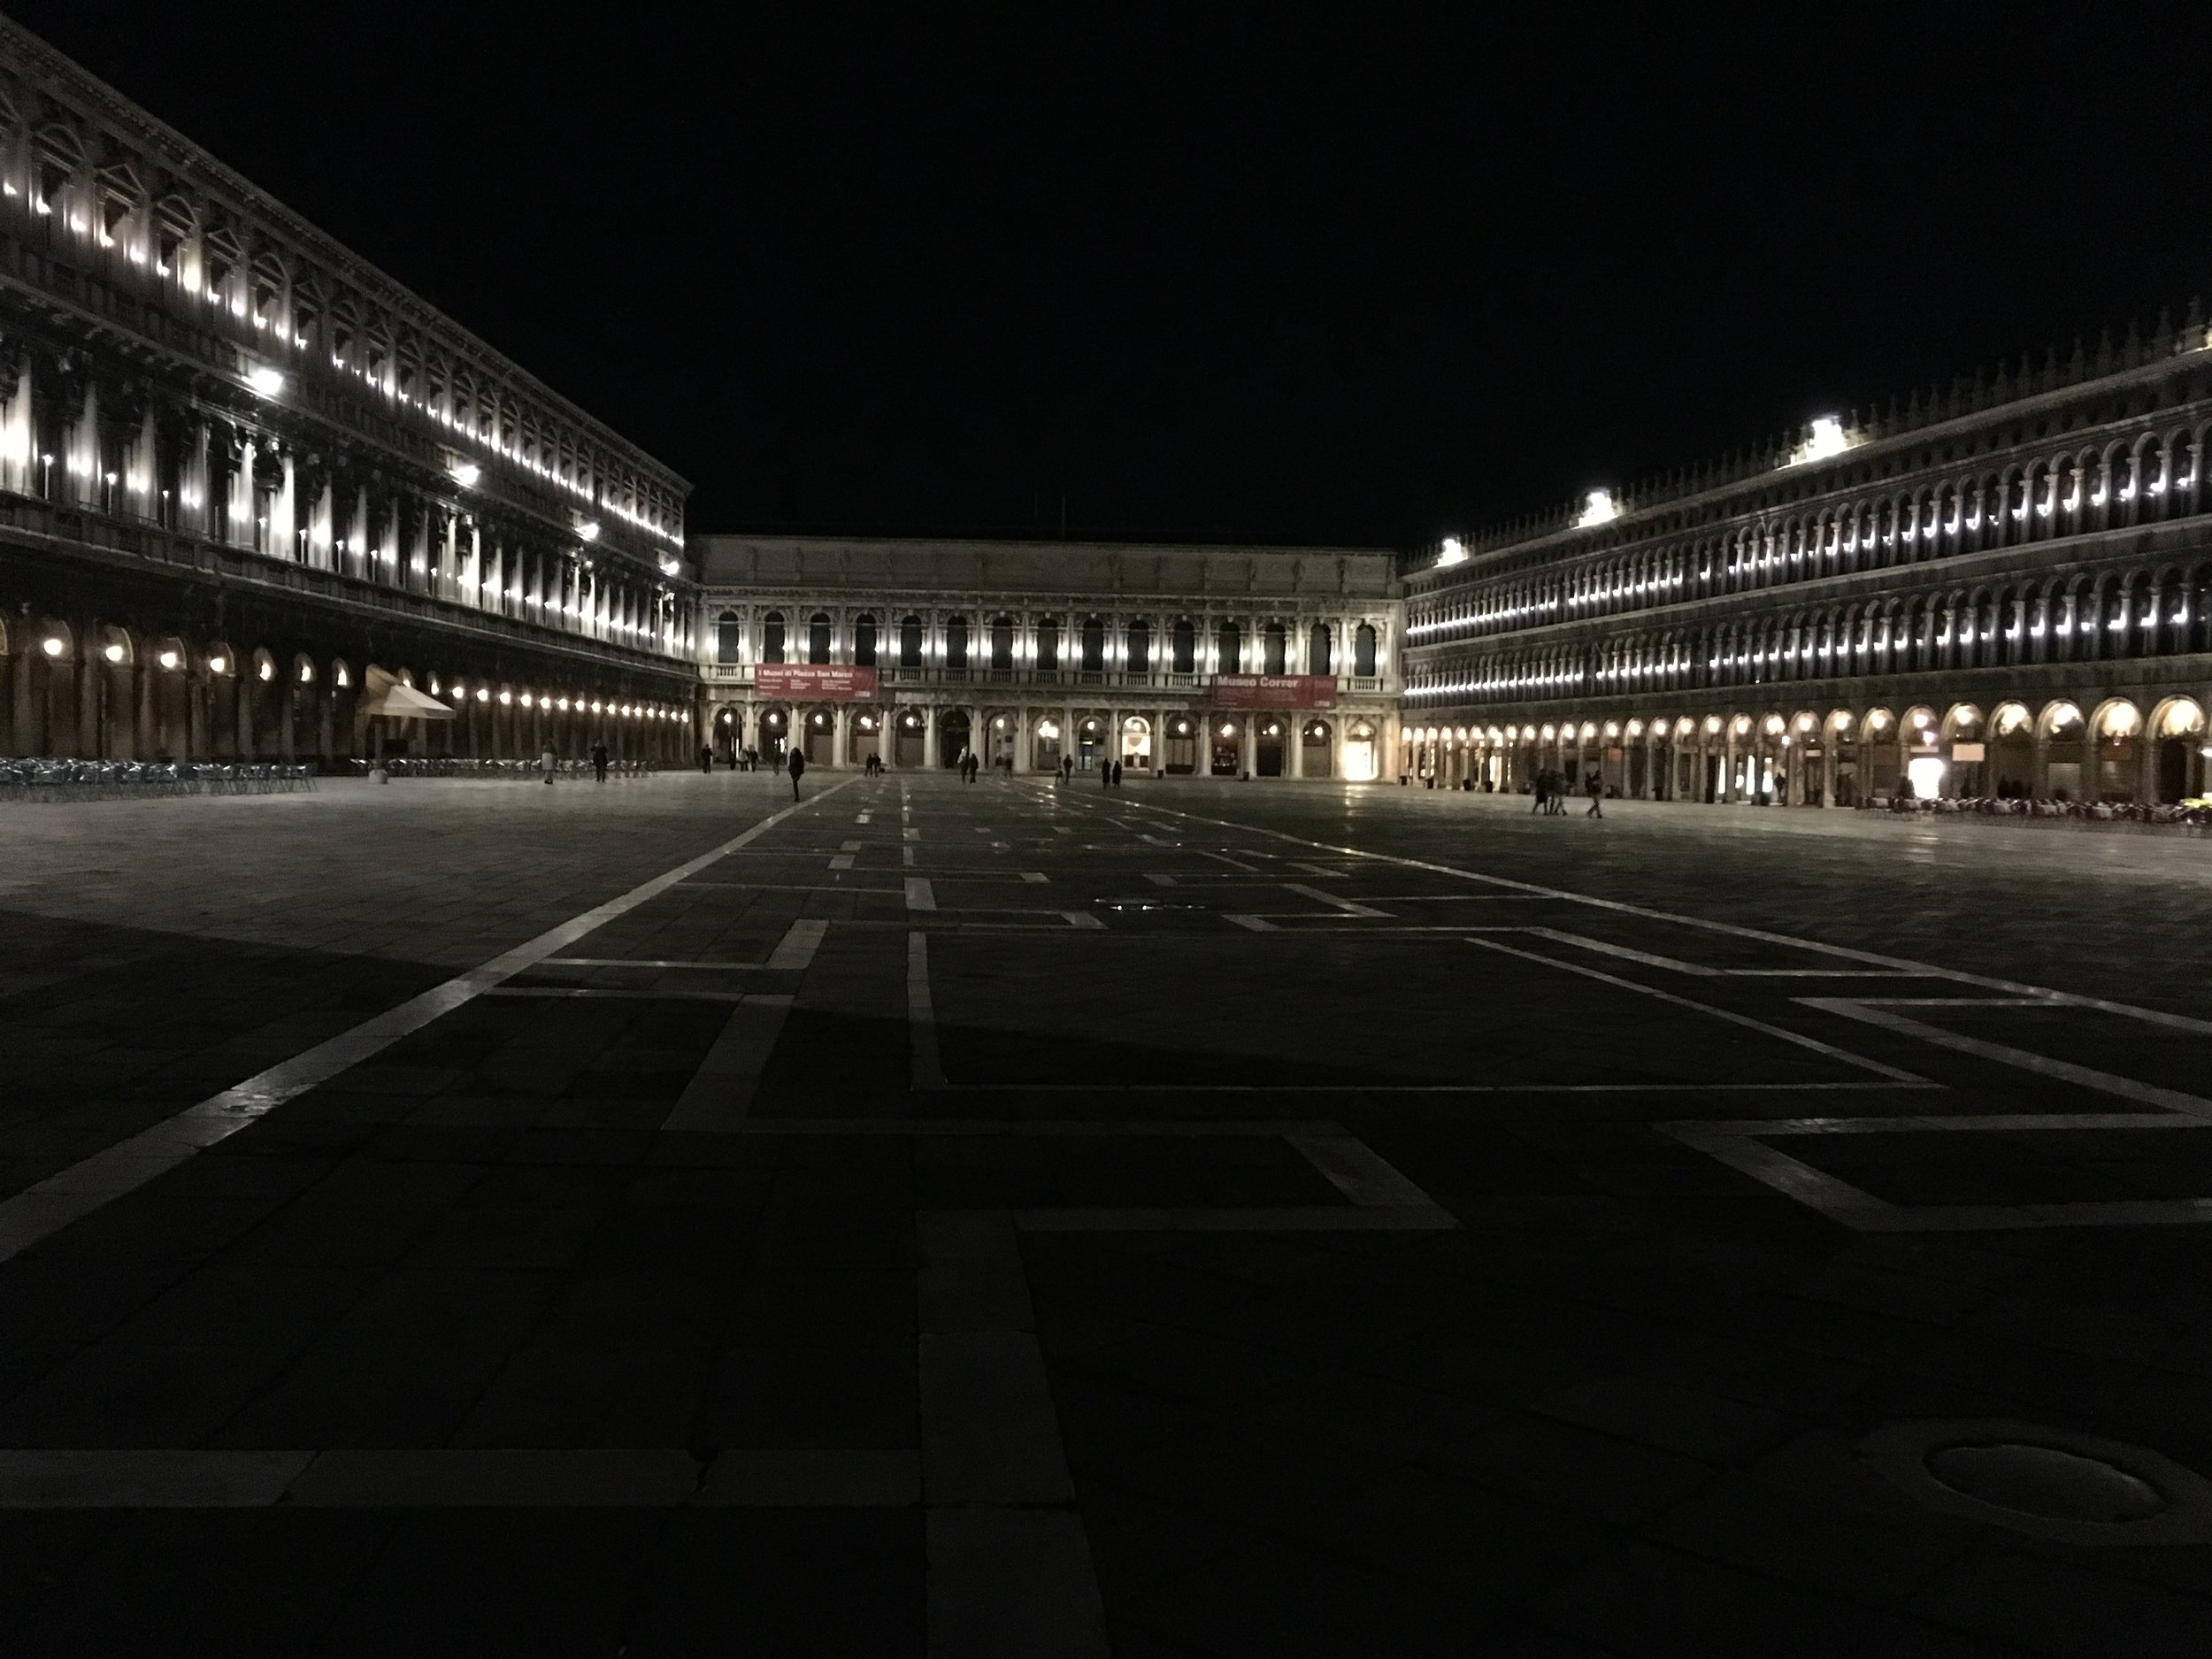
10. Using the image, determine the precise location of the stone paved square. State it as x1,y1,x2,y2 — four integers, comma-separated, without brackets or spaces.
3,772,2210,1654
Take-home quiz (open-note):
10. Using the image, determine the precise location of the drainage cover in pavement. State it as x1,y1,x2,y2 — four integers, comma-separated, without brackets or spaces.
1862,1419,2212,1546
1926,1442,2164,1525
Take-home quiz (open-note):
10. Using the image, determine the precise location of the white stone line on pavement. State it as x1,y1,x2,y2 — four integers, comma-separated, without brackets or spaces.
740,1118,1357,1135
484,987,749,1002
1284,1132,1454,1214
1522,927,1938,979
909,931,946,1089
918,1210,1110,1658
0,779,858,1265
1282,881,1388,918
904,846,918,867
906,877,937,911
1464,939,1930,1085
1059,911,1107,930
539,957,774,971
661,994,798,1132
1056,786,2212,1035
841,841,864,851
1658,1113,2212,1232
766,918,831,971
1021,872,1048,883
829,854,856,869
672,881,904,895
0,1448,919,1509
1801,998,2212,1120
1144,873,1177,886
937,1080,1934,1094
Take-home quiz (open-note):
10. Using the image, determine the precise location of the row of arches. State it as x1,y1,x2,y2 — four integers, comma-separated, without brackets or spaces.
5,358,688,662
7,90,682,543
1402,694,2210,806
713,608,1385,679
1409,559,2212,704
1409,418,2211,647
0,615,693,765
706,702,1385,781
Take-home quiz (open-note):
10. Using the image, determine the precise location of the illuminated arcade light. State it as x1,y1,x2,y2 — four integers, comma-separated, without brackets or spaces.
157,649,180,670
103,642,125,664
208,655,227,673
577,522,601,542
245,366,286,396
450,462,481,488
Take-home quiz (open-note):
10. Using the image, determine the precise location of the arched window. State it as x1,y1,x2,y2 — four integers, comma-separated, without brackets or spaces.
1036,615,1060,672
808,612,832,664
1307,622,1332,676
853,613,878,666
1171,618,1196,674
990,615,1015,672
1354,623,1378,677
1079,616,1106,672
1216,620,1241,673
762,611,787,664
714,611,742,664
945,615,969,670
899,614,924,669
1263,621,1287,675
1125,618,1150,673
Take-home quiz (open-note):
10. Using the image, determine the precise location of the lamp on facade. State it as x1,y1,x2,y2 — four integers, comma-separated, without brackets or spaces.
245,366,285,396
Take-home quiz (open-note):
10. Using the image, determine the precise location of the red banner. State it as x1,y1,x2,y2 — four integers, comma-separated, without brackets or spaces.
1211,674,1337,710
753,664,879,701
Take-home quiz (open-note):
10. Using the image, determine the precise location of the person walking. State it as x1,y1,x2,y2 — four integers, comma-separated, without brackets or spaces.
1586,769,1604,818
1110,758,1123,788
1531,769,1548,815
590,740,609,783
540,744,557,787
787,745,806,801
698,744,712,775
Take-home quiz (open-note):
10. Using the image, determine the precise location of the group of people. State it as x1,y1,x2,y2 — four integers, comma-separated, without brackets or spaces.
1051,755,1123,788
1530,766,1606,818
540,742,611,784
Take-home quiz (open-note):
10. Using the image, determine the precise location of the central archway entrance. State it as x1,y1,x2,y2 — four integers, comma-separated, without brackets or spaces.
893,708,926,768
937,709,971,769
1302,718,1333,779
1255,718,1286,777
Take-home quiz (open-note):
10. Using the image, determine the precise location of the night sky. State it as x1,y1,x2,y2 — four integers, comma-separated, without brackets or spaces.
20,4,2211,547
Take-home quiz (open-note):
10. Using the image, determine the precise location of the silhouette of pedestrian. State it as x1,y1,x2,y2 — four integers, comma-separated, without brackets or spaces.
1586,770,1604,818
787,746,805,800
1110,759,1123,788
1531,769,1548,814
590,741,609,783
698,745,712,775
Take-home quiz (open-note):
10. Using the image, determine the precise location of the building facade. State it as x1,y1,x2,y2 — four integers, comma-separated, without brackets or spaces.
0,19,701,769
695,535,1401,779
1401,318,2212,806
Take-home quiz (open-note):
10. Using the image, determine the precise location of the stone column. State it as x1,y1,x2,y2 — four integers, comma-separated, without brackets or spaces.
1012,708,1029,772
832,705,849,769
1238,716,1255,777
924,704,939,769
1289,717,1305,779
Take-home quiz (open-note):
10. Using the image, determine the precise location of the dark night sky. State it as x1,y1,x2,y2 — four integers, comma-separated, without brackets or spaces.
18,3,2212,546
